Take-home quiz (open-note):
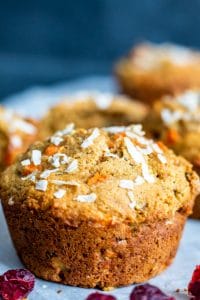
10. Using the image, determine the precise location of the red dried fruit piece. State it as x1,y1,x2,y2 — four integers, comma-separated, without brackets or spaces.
86,292,117,300
0,269,35,300
130,284,175,300
188,265,200,298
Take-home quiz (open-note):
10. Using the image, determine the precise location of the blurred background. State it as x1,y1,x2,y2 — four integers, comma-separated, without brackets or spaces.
0,0,200,98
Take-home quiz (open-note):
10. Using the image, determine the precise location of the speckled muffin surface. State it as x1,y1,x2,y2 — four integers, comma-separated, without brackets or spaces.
39,91,148,140
0,106,38,170
143,90,200,218
115,43,200,104
1,124,199,288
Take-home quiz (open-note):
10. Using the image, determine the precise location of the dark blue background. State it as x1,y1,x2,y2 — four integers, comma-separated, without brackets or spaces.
0,0,200,98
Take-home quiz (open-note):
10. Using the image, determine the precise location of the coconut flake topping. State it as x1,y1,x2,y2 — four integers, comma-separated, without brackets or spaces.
81,128,100,148
119,180,134,190
75,193,97,203
21,159,31,166
35,180,48,191
50,136,64,146
40,169,59,179
65,160,78,173
54,189,66,199
50,180,79,186
8,197,14,206
31,150,41,166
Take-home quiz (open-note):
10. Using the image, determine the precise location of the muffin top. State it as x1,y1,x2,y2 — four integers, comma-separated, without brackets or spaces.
143,90,200,169
0,106,38,168
39,91,148,139
124,43,200,71
1,124,199,225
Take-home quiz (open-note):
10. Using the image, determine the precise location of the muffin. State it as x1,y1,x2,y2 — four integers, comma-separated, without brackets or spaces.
39,91,148,139
115,42,200,104
143,90,200,218
1,125,199,288
0,106,38,170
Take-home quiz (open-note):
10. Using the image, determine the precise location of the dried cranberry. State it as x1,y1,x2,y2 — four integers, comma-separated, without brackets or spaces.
188,265,200,298
130,284,175,300
86,292,116,300
0,269,35,300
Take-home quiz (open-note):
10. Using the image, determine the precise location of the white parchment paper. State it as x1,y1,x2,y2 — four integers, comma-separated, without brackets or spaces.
0,76,199,300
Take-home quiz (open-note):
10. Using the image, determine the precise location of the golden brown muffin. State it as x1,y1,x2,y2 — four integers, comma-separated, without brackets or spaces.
143,90,200,218
1,125,199,288
39,91,148,139
115,42,200,104
0,106,38,170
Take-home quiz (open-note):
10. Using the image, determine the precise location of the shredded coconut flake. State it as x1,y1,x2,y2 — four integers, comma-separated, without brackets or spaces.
124,137,155,184
75,193,97,203
157,153,167,164
119,180,134,190
134,176,145,185
8,197,14,206
151,143,163,154
141,163,155,183
31,150,41,166
161,109,182,125
104,152,119,158
81,128,100,148
21,159,31,166
21,171,37,182
40,168,59,179
55,123,75,137
124,137,144,163
50,136,63,146
65,159,78,173
127,191,135,202
49,153,70,168
35,180,48,191
177,91,200,111
128,192,137,209
54,189,66,199
104,126,126,133
50,180,79,186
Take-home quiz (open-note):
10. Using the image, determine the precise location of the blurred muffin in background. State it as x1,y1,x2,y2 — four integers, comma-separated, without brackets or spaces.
143,90,200,218
39,91,148,139
115,42,200,104
0,106,38,170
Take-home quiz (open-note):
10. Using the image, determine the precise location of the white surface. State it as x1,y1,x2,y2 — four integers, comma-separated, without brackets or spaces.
0,76,199,300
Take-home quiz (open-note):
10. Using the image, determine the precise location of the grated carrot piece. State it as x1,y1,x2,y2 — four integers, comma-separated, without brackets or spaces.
23,164,42,175
157,141,167,151
87,172,107,185
113,132,126,140
165,129,180,145
44,145,59,156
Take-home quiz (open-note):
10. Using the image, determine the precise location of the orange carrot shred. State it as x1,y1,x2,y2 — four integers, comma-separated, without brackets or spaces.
165,129,180,145
23,164,42,175
87,172,107,185
113,132,126,140
44,145,59,156
157,141,166,151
